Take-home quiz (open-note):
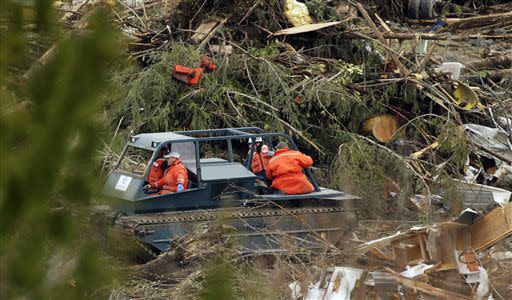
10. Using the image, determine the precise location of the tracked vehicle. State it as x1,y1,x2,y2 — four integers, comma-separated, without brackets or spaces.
101,128,358,256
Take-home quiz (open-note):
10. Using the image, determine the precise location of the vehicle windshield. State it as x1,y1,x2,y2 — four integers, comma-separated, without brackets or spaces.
116,146,153,177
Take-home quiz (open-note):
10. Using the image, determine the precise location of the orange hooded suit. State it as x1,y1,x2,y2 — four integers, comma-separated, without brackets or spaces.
147,158,167,184
150,159,188,194
251,151,271,174
265,147,314,194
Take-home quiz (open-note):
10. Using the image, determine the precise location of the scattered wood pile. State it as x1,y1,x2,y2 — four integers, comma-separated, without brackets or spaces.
295,204,512,299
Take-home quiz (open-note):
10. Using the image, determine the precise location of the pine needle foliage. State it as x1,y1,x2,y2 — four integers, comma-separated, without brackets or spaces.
108,44,372,156
332,140,415,218
1,5,120,298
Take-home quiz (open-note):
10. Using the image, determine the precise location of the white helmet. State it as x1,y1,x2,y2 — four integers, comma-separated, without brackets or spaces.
164,151,180,159
248,137,263,143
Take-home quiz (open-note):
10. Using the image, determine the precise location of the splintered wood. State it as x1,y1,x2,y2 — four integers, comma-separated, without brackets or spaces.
392,275,473,299
354,204,512,267
470,203,512,251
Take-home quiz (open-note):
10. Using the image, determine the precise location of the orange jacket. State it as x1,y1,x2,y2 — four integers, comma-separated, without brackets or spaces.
266,148,314,194
251,152,270,174
151,159,188,194
147,158,167,184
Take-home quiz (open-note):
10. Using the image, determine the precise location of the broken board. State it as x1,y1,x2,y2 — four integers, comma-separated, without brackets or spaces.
470,203,512,251
273,21,342,36
190,21,219,43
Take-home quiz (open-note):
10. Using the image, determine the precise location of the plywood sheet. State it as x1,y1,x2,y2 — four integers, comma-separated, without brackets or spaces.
470,203,512,251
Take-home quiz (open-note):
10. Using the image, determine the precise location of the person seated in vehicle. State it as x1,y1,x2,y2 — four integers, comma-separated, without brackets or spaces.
265,142,314,195
143,151,188,194
251,144,273,182
146,147,169,185
247,137,263,154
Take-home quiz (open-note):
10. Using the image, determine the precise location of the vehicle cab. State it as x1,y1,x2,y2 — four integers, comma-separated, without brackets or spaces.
103,127,351,214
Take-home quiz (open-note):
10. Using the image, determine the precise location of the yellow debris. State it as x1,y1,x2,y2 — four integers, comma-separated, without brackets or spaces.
284,0,312,27
454,81,484,110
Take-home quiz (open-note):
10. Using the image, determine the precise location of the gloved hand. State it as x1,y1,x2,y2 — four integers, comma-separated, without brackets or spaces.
143,184,151,191
177,183,184,192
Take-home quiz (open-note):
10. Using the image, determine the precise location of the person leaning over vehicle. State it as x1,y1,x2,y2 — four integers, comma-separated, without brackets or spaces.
265,141,314,194
143,151,188,194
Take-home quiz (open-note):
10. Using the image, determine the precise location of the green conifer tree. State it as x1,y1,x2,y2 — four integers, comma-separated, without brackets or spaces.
1,2,120,298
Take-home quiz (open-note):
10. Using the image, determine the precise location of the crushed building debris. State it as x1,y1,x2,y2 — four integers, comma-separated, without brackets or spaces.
298,203,511,299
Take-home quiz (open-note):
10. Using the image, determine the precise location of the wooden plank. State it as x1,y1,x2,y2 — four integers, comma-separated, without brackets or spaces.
190,21,219,43
392,274,472,299
367,247,394,262
434,263,457,271
392,236,424,267
470,203,512,251
197,18,228,51
273,21,342,36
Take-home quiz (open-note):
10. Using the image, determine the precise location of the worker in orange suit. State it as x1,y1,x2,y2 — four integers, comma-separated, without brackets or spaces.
143,151,188,194
266,142,314,194
146,147,169,185
251,144,272,178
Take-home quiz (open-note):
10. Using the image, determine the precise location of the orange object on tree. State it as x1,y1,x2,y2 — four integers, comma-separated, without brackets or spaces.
172,65,204,85
266,147,314,194
200,56,216,72
172,57,216,85
150,159,189,194
147,157,167,184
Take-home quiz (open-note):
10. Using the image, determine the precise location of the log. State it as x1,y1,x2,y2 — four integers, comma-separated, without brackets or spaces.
362,114,399,143
448,11,512,30
468,69,512,82
338,32,512,41
467,55,511,71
